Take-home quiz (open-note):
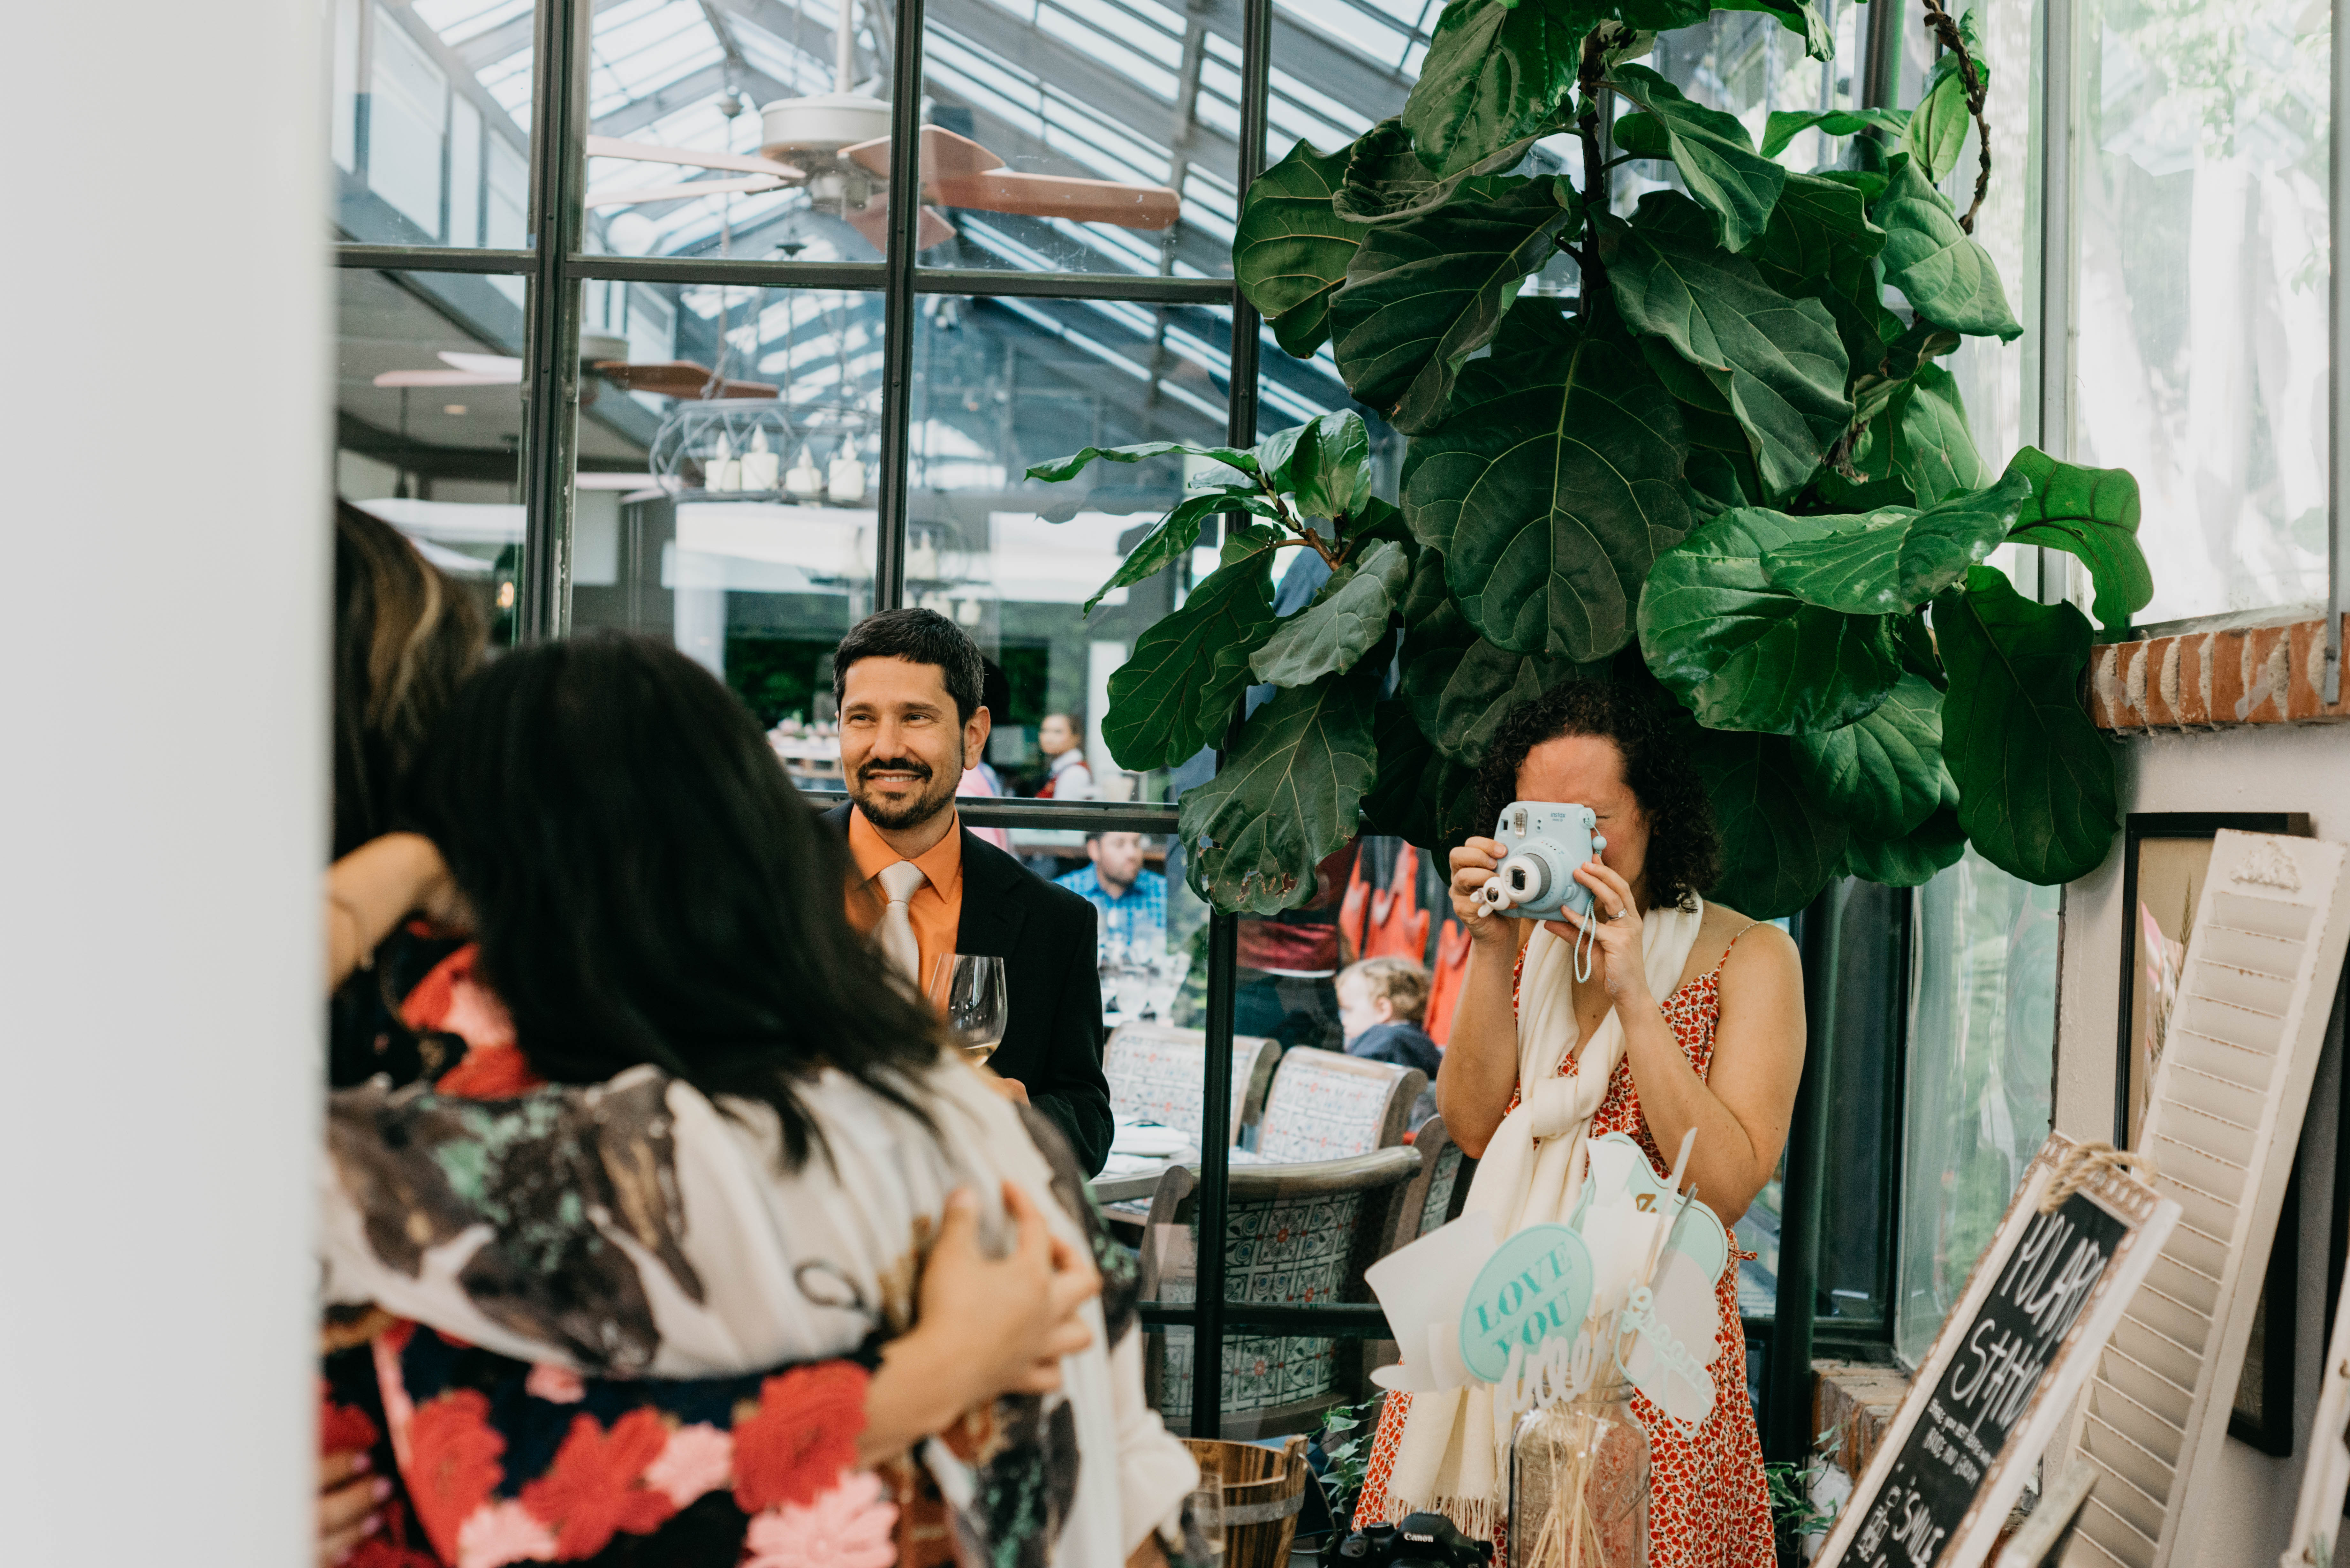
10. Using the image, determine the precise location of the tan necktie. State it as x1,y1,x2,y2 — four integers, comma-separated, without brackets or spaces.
874,860,928,987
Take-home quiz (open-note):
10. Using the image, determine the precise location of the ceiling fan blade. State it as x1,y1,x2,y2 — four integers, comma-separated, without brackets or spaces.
591,360,779,399
586,174,789,209
842,195,957,254
372,369,519,388
840,125,1007,182
439,352,524,376
939,169,1181,231
586,135,804,181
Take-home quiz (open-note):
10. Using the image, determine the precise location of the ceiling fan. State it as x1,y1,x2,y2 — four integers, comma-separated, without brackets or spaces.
373,349,776,399
584,0,1179,251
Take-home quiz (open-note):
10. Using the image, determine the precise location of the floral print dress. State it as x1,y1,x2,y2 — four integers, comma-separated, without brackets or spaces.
1353,933,1777,1568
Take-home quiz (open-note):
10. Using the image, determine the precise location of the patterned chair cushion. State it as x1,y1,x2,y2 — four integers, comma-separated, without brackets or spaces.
1419,1142,1465,1236
1254,1052,1407,1164
1104,1027,1268,1144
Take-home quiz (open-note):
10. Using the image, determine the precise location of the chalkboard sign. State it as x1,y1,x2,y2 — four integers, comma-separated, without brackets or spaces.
1816,1135,2179,1568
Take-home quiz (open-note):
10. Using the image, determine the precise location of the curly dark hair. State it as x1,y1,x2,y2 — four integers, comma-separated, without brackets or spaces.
1476,680,1722,912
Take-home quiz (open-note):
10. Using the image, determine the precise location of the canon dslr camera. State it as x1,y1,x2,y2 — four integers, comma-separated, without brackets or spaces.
1330,1511,1493,1567
1471,801,1605,922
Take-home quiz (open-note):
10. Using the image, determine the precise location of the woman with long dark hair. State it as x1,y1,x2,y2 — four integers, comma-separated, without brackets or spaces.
1353,680,1804,1567
317,632,1193,1568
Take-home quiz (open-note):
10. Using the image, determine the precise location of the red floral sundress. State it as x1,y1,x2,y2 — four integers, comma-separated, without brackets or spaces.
1353,931,1777,1568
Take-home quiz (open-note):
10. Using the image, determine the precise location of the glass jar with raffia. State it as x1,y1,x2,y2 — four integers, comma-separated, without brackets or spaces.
1507,1380,1649,1568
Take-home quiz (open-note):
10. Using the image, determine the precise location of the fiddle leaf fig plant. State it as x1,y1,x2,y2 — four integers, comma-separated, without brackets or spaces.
1031,0,2151,917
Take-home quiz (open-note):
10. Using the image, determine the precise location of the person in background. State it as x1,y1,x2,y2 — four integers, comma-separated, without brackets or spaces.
318,634,1193,1567
1056,832,1166,961
1337,956,1442,1080
1035,710,1095,799
1234,842,1358,1050
829,609,1114,1174
956,657,1015,853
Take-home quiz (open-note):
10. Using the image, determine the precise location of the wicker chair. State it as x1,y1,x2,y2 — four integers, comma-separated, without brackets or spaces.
1104,1023,1281,1146
1362,1113,1477,1381
1253,1049,1424,1165
1137,1146,1421,1439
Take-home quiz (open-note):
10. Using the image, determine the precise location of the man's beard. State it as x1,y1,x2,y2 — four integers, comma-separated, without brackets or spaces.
850,757,958,831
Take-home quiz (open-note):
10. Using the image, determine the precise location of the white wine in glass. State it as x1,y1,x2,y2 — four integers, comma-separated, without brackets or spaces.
929,954,1008,1065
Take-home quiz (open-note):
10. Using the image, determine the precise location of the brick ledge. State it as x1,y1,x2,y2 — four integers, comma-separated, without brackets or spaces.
1811,1358,1912,1477
2087,614,2348,729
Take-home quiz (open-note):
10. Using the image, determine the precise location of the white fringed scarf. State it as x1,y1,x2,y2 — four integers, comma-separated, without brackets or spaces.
1384,899,1704,1541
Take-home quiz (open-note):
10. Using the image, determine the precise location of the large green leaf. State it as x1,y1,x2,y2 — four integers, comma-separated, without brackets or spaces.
1027,437,1258,482
1363,697,1488,849
2000,446,2152,634
1714,0,1832,57
1747,171,1891,376
1233,138,1375,358
1335,119,1549,225
1609,65,1786,253
1260,411,1375,521
1101,554,1277,770
1080,487,1280,614
1180,662,1383,913
1608,193,1851,501
1640,507,1902,733
1403,305,1694,660
1788,671,1945,840
1841,805,1967,886
1401,0,1593,175
1250,539,1413,686
1760,471,2029,613
1902,57,1973,182
1888,363,1989,506
1760,106,1910,158
1330,177,1579,432
1848,320,1962,429
1688,727,1848,918
1875,155,2022,342
1402,630,1597,764
1936,565,2118,883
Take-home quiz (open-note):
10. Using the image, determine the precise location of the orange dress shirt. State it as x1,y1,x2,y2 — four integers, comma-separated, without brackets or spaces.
844,804,964,997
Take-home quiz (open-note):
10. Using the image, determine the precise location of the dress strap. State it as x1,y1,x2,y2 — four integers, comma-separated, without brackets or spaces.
1711,920,1765,975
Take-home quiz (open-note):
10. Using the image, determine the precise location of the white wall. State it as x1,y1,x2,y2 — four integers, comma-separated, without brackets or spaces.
2054,722,2350,1565
0,0,326,1563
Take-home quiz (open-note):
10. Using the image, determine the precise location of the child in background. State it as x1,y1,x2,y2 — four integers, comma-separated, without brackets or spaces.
1336,956,1441,1127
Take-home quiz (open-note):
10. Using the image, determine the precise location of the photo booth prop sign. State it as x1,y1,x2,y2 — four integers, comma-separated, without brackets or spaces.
1814,1135,2179,1568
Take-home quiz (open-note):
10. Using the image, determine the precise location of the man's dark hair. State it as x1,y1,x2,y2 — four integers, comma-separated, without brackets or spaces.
1477,680,1722,912
831,607,986,725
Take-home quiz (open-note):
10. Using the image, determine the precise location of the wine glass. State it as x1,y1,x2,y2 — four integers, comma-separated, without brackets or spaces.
929,954,1008,1065
1186,1475,1225,1563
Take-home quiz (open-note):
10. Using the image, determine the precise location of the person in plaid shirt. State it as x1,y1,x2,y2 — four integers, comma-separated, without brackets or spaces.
1054,832,1165,957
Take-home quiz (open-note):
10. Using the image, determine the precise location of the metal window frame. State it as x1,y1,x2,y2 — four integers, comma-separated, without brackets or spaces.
328,0,1315,1440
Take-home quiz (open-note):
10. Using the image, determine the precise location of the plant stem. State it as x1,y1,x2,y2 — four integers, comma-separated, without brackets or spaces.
1919,0,1992,234
1573,29,1613,295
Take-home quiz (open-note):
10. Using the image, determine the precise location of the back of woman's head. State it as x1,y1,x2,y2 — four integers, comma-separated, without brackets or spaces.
334,501,487,857
1478,678,1721,912
406,631,944,1165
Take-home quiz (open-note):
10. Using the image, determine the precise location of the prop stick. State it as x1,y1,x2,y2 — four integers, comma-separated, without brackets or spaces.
1637,1129,1699,1290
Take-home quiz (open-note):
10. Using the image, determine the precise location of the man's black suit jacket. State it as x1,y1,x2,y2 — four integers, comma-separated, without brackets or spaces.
822,804,1113,1175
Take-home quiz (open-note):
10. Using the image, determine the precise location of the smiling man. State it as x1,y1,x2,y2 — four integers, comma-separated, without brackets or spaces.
822,607,1112,1175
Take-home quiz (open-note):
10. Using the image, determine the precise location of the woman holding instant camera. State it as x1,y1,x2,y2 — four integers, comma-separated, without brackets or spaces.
1355,681,1802,1568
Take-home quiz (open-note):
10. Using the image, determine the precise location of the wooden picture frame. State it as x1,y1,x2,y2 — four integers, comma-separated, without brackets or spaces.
1814,1133,2179,1568
2114,810,2310,1457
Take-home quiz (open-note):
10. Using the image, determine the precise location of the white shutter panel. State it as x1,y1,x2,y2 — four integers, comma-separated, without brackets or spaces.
2060,831,2350,1568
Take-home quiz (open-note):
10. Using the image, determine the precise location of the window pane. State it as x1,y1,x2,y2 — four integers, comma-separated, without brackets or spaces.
582,0,887,268
569,283,884,710
919,0,1238,275
1894,848,2060,1365
336,267,528,644
334,1,536,249
2075,0,2330,621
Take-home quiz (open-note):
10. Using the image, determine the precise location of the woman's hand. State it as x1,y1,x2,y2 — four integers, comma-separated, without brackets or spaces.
1553,856,1651,1009
318,1448,389,1566
1448,837,1518,948
858,1181,1101,1466
326,832,471,992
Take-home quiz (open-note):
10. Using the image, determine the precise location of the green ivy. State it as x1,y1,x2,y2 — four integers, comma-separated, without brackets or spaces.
1029,3,2149,918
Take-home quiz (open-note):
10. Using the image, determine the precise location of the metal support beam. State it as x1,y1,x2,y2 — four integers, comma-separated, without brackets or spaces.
2330,0,2346,702
2036,0,2079,607
1767,883,1843,1466
871,0,928,612
1192,911,1239,1438
519,0,589,642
